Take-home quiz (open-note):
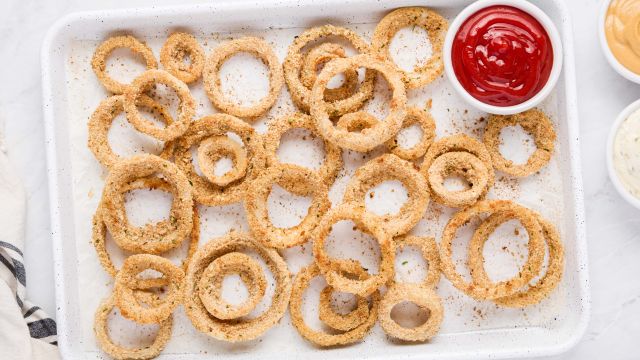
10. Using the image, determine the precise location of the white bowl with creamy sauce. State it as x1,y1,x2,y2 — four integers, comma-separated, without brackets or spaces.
599,0,640,84
607,98,640,209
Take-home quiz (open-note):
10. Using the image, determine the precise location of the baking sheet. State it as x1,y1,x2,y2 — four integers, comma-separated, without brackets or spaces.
42,1,589,359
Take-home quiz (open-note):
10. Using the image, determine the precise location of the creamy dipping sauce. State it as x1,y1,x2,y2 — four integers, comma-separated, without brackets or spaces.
614,107,640,197
605,0,640,74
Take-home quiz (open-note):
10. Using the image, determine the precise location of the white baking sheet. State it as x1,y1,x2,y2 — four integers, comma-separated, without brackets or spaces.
41,1,589,359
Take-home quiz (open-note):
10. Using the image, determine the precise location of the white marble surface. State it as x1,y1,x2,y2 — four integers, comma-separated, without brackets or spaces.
0,0,638,358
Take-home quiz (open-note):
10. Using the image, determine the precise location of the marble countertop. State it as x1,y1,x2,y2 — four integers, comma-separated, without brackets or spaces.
1,0,638,358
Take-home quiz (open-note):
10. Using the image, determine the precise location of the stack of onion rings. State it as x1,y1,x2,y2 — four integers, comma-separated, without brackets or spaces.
101,154,194,254
372,7,448,89
244,163,331,249
263,112,343,185
160,32,205,84
173,114,266,206
124,69,196,142
184,231,291,342
284,25,376,115
343,154,429,237
483,109,556,177
203,37,283,119
91,35,158,94
439,200,545,300
289,262,380,347
310,54,407,152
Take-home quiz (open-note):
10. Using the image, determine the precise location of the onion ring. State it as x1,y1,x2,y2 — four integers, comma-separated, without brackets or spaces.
184,231,291,342
113,254,185,324
421,134,495,190
468,211,564,307
300,43,359,102
392,235,440,289
384,107,436,160
244,163,331,249
313,204,394,296
203,37,283,119
263,112,342,185
310,54,407,152
439,200,545,300
378,284,444,341
483,109,556,177
372,7,448,89
317,260,372,332
173,114,266,206
427,151,490,208
94,292,173,360
197,252,267,320
284,25,375,115
336,111,379,133
92,177,200,281
123,69,196,142
342,154,429,237
88,95,175,169
197,136,248,187
289,262,380,347
160,32,205,84
101,154,193,254
91,35,158,94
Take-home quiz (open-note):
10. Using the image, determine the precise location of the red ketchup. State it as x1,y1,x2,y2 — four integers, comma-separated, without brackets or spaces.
451,5,553,107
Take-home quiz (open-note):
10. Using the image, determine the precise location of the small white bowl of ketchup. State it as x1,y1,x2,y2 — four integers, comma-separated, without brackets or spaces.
443,0,563,115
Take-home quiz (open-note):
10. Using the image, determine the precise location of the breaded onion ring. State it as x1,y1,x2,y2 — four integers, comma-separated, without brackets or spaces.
203,37,283,119
91,35,158,94
87,95,175,169
184,231,291,342
468,212,564,308
310,54,407,152
124,69,196,142
289,262,380,347
392,235,441,289
160,32,205,84
483,109,556,177
284,25,375,115
336,111,379,133
174,114,266,206
378,284,444,341
372,7,448,89
92,177,200,280
343,154,429,237
245,163,331,249
427,151,490,208
101,155,193,254
94,292,173,360
300,43,359,102
197,252,267,320
439,200,545,300
317,260,372,332
113,254,185,324
421,134,495,190
384,107,436,160
197,136,248,187
263,112,342,185
313,204,394,296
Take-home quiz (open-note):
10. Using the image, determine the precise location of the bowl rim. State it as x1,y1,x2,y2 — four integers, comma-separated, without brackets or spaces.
442,0,564,115
598,0,640,84
606,98,640,210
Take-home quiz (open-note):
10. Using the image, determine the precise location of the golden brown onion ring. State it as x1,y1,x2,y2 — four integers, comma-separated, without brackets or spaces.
91,35,158,94
427,151,490,208
384,107,436,160
483,109,556,177
372,7,448,89
160,32,205,84
300,43,359,102
197,135,248,187
203,37,283,120
392,235,441,289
